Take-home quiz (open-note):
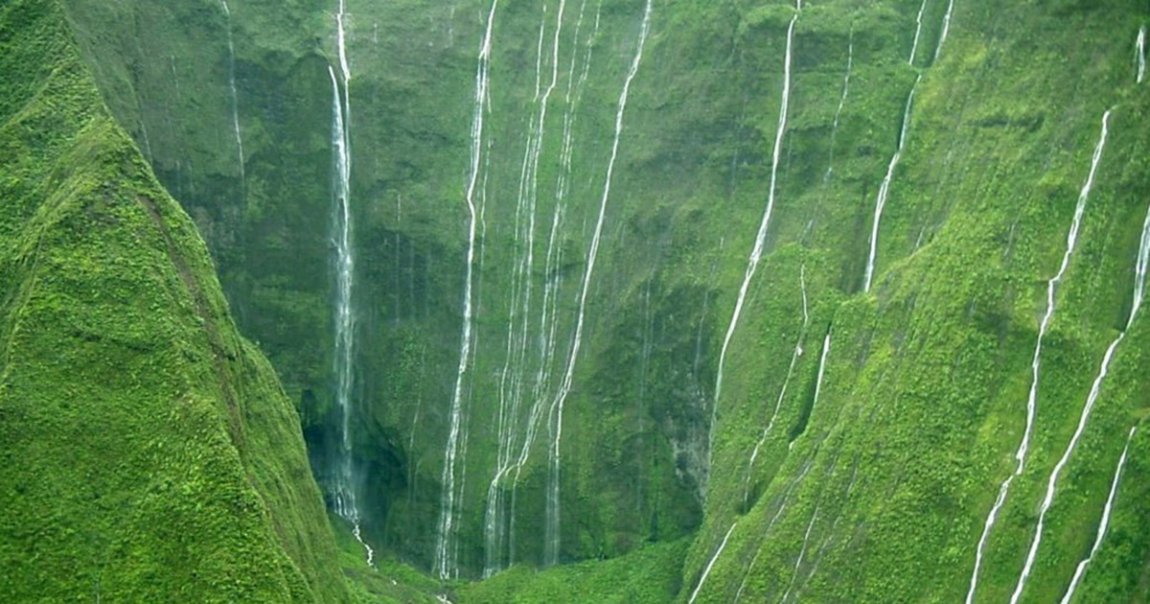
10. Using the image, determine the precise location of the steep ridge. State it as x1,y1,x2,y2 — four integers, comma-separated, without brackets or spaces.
0,0,348,600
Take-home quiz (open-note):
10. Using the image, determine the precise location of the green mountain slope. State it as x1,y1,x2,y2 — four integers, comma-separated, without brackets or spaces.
0,0,349,600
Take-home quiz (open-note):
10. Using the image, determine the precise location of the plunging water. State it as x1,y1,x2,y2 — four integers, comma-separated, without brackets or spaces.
434,0,499,581
712,0,800,481
1010,111,1121,604
744,265,808,494
688,522,738,604
1138,27,1146,84
546,0,652,564
1059,426,1137,604
863,76,919,293
220,0,244,185
909,0,928,66
935,0,956,61
963,110,1110,604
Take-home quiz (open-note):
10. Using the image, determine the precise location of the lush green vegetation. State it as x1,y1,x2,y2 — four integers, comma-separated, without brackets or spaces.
5,0,1150,601
0,0,348,600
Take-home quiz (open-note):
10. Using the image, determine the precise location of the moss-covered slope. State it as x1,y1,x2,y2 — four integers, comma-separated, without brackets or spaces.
0,0,349,600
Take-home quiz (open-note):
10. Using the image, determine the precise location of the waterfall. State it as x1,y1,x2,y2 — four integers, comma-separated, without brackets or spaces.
810,331,831,419
824,27,853,183
1138,26,1146,84
732,459,814,602
744,265,808,494
712,0,800,481
1059,426,1137,604
545,0,652,565
780,506,821,604
966,110,1110,604
1010,111,1123,604
434,0,499,581
687,522,738,604
934,0,956,61
482,0,576,577
324,0,372,567
220,0,244,185
863,76,919,293
909,0,928,66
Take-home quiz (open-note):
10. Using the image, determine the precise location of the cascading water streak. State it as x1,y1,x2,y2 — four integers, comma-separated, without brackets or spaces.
1009,112,1127,604
711,0,800,479
219,0,244,185
435,0,499,580
863,76,919,293
687,522,738,604
964,110,1111,604
326,0,372,567
935,0,956,61
1138,27,1146,84
780,506,821,604
744,265,808,492
1059,426,1137,604
482,0,576,577
545,0,652,565
909,0,928,66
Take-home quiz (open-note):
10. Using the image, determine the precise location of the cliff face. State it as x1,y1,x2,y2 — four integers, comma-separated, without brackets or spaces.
39,0,1150,601
0,1,349,600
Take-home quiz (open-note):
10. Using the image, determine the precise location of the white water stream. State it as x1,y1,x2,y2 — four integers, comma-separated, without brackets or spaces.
964,110,1111,604
863,76,919,293
546,0,651,563
935,0,955,62
744,266,808,492
909,0,928,66
712,0,800,477
687,522,738,604
1138,26,1146,84
1059,426,1137,604
434,0,499,580
220,0,244,185
326,0,372,567
1010,111,1125,604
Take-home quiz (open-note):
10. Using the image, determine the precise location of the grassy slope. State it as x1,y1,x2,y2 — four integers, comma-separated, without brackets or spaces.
0,0,349,600
681,0,1150,602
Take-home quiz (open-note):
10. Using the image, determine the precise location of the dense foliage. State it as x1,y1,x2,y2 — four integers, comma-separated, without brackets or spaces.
0,0,348,600
5,0,1150,601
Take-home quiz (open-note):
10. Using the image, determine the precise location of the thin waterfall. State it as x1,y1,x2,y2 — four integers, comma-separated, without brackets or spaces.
909,0,928,66
1138,26,1146,84
545,0,652,565
744,265,808,494
326,0,372,567
482,0,574,577
964,110,1111,604
934,0,955,62
824,28,853,183
732,459,814,602
502,1,599,568
780,506,821,603
863,76,919,293
1010,111,1123,604
1059,426,1137,604
711,0,800,483
434,0,499,580
219,0,244,186
687,522,738,604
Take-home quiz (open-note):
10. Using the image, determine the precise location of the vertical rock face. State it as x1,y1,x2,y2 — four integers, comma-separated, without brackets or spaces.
0,1,349,601
47,0,1150,599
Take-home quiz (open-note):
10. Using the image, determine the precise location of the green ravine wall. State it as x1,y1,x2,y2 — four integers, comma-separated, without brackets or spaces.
0,0,348,600
6,0,1150,600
